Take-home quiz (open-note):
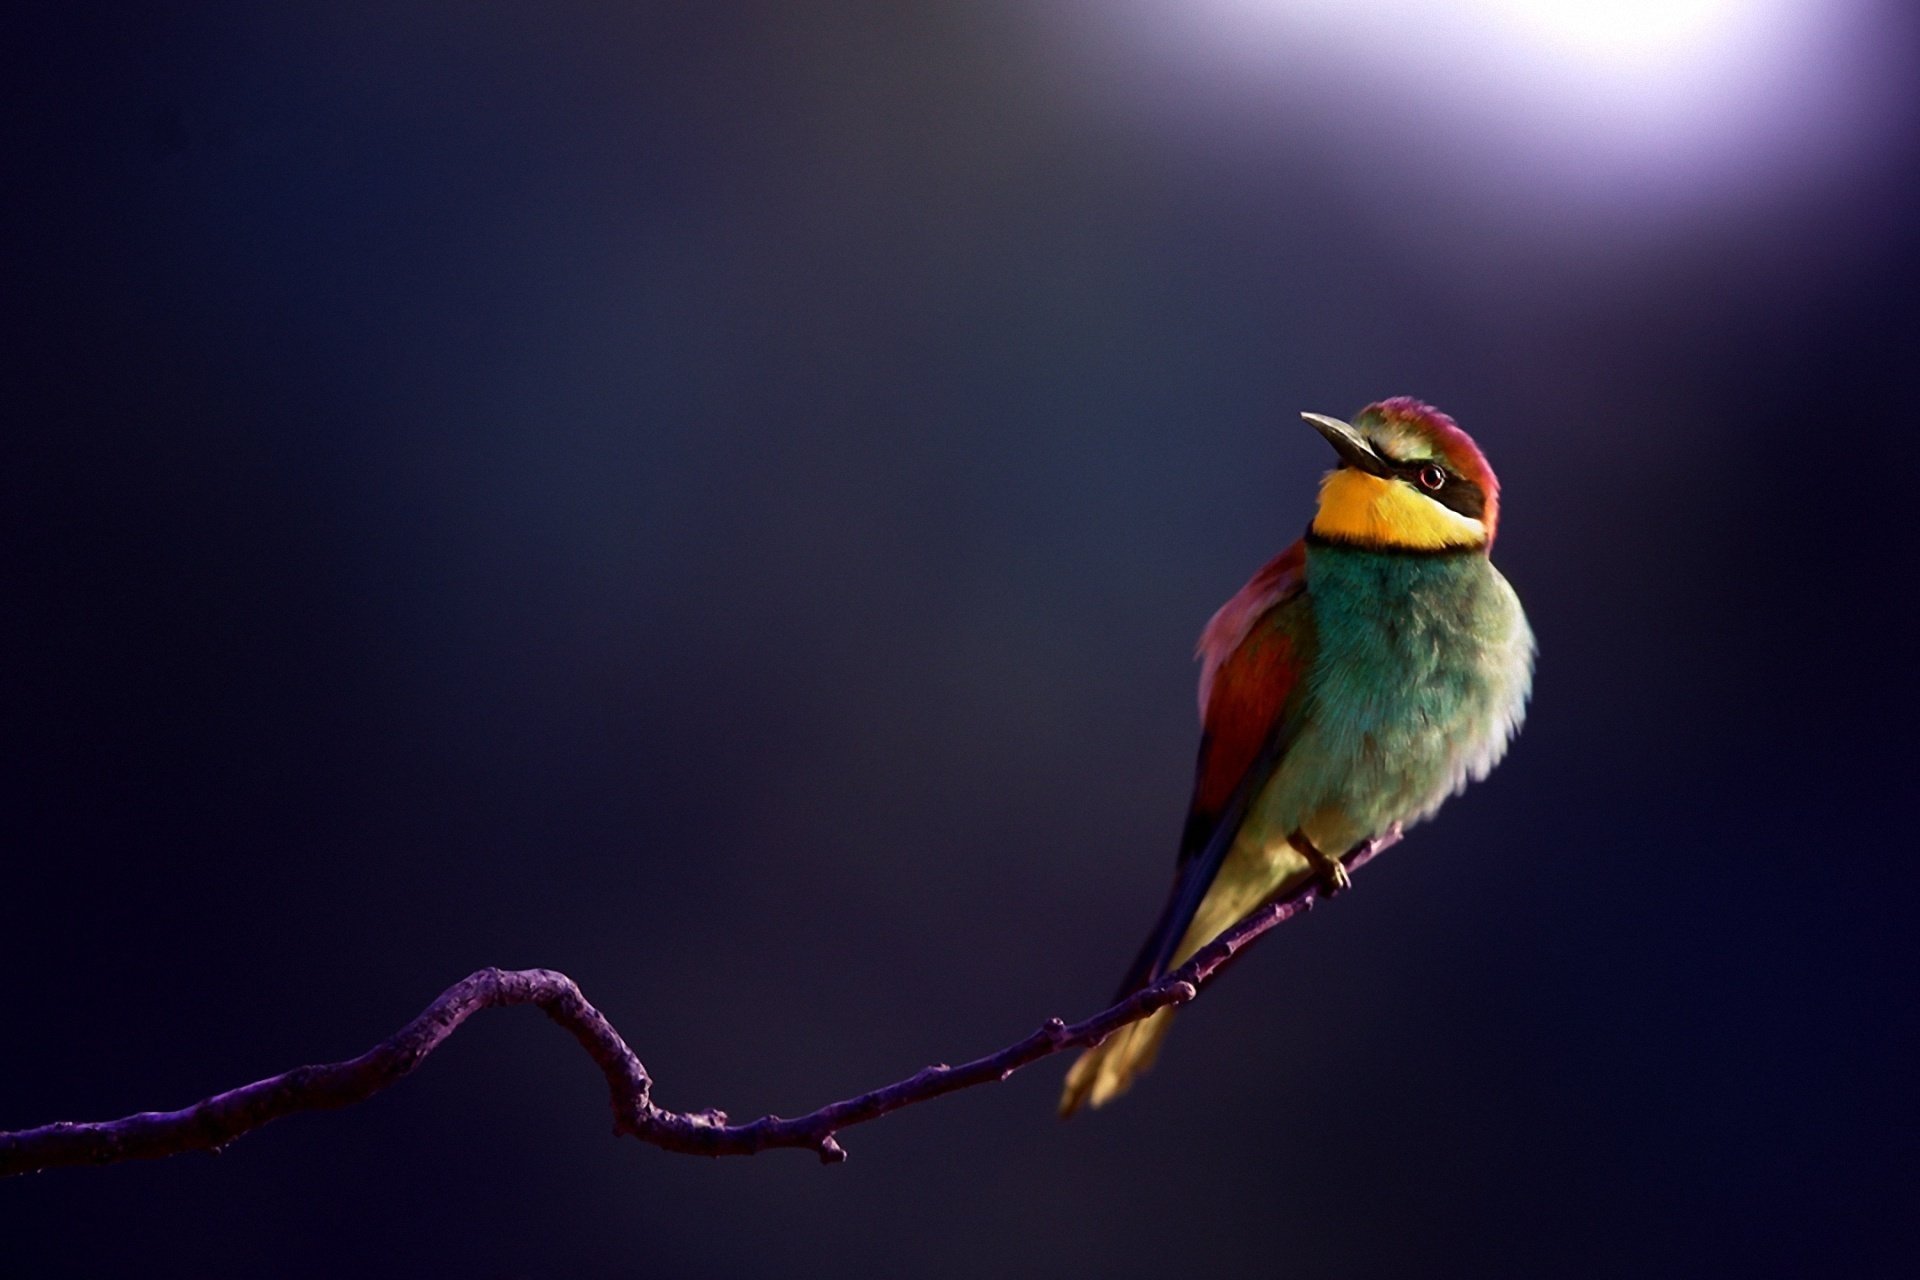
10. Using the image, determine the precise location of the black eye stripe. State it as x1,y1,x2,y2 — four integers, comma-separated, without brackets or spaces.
1392,460,1486,519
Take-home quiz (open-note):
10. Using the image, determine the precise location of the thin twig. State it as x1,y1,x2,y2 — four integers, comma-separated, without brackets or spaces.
0,831,1398,1176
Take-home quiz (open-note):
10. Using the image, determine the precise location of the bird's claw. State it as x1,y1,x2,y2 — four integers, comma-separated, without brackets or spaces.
1316,860,1352,897
1292,830,1353,898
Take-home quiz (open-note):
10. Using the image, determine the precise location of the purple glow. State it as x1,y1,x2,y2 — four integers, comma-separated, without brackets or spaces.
1067,0,1908,224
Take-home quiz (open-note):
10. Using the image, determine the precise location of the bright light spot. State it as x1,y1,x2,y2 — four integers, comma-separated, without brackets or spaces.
1102,0,1885,216
1479,0,1747,67
1191,0,1803,123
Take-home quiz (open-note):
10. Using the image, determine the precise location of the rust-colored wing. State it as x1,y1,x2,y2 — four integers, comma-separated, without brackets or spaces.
1112,543,1312,995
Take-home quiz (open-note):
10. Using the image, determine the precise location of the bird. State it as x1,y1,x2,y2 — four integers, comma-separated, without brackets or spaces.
1059,397,1534,1115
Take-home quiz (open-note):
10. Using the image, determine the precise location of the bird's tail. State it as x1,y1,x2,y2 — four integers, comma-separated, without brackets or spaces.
1055,863,1199,1118
1057,1006,1176,1116
1058,830,1312,1116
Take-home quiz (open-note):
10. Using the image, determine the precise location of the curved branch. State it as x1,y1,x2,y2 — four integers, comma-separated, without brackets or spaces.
0,831,1398,1176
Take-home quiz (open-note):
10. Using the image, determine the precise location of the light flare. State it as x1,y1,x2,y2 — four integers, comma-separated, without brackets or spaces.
1094,0,1889,214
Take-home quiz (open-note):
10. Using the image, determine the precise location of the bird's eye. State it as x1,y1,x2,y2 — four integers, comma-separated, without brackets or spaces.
1417,464,1447,492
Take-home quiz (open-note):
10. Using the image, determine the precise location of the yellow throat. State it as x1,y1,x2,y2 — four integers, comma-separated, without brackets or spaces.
1311,469,1487,551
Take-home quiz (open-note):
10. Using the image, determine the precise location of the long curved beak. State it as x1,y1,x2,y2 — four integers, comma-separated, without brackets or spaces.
1301,411,1391,477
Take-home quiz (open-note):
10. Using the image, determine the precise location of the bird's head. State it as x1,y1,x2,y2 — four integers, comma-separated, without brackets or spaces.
1302,398,1501,552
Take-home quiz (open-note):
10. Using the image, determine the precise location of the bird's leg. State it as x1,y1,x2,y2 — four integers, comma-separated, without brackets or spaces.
1292,830,1351,897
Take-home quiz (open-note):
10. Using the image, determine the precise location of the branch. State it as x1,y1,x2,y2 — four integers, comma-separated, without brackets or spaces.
1,830,1399,1176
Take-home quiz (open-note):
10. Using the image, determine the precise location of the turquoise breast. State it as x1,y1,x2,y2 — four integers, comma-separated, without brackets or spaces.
1250,540,1534,851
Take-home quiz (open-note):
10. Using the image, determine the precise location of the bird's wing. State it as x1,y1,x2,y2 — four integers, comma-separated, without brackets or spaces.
1109,542,1312,997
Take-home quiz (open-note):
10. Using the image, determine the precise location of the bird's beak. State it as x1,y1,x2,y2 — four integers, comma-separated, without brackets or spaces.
1301,412,1391,477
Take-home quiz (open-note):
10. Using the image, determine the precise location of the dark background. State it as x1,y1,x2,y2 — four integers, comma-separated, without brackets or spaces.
6,3,1918,1276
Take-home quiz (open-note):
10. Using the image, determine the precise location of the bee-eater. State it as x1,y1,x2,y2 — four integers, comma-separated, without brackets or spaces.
1059,397,1534,1115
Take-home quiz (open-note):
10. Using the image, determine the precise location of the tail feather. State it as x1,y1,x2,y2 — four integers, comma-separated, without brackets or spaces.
1059,833,1315,1116
1056,780,1265,1119
1057,1007,1177,1117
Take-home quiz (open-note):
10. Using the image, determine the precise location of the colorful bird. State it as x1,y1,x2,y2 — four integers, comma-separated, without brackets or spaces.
1059,398,1534,1115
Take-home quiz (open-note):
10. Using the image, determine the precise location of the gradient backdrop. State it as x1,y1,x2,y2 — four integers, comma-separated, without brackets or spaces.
6,3,1918,1276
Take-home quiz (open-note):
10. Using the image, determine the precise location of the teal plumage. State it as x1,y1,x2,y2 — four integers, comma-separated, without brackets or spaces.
1061,398,1534,1114
1270,541,1532,854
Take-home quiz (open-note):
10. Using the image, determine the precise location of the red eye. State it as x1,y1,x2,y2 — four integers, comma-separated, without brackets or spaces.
1417,464,1447,492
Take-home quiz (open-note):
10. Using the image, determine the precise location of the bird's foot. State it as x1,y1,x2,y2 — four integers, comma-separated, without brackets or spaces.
1318,859,1352,896
1295,832,1351,898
